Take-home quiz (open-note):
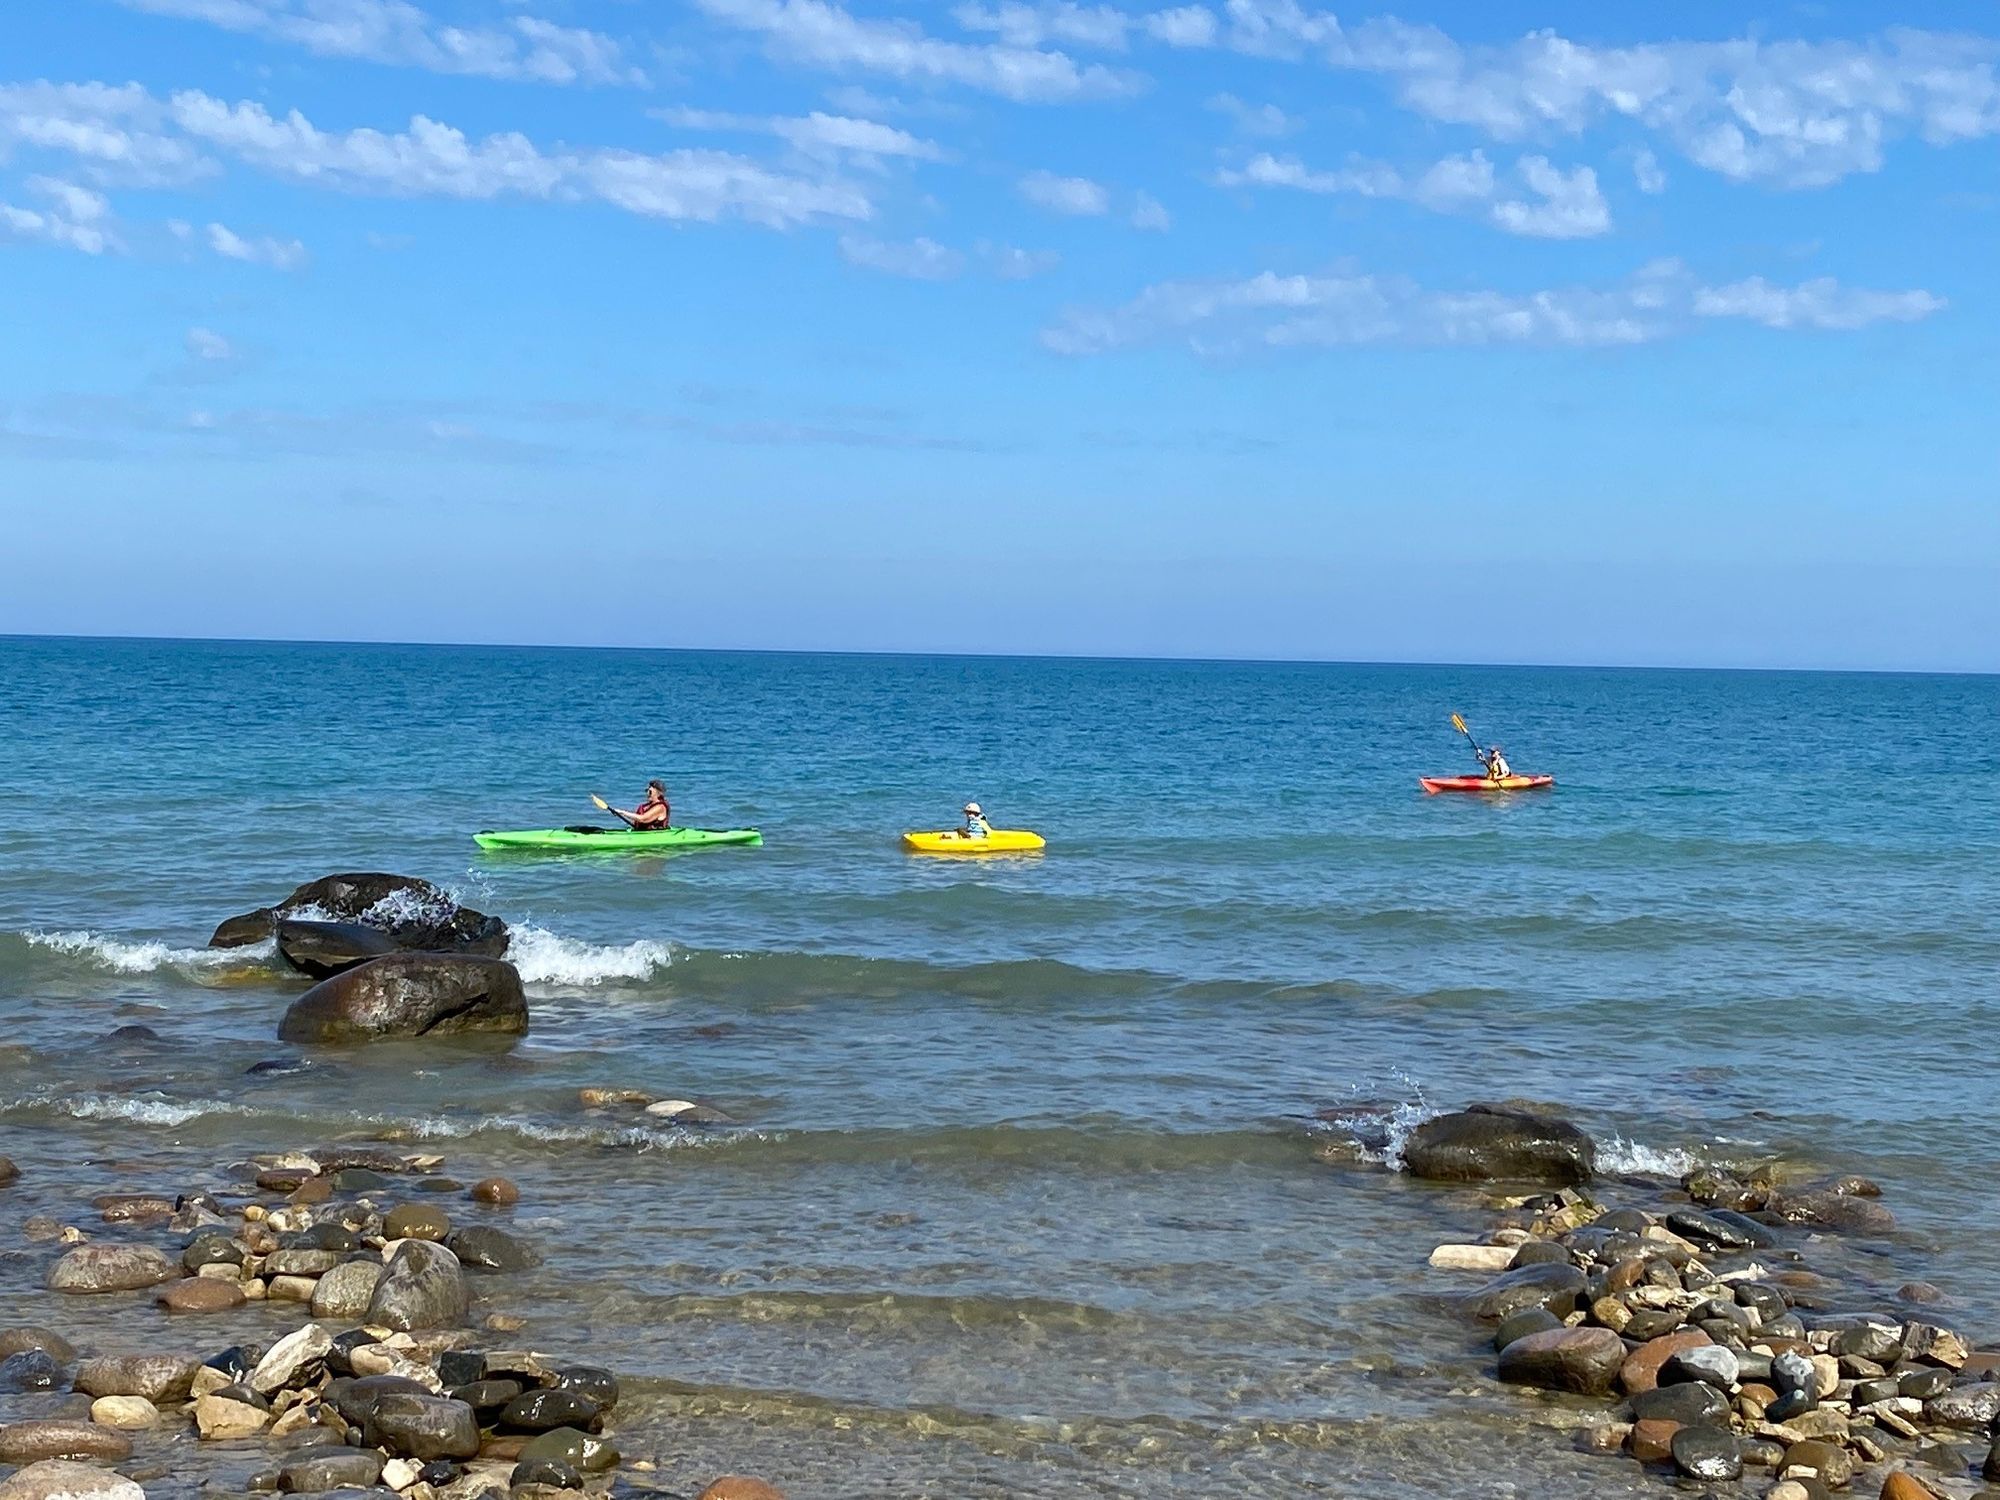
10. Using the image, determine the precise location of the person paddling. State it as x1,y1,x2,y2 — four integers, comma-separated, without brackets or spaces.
1478,745,1514,781
609,780,672,830
961,802,992,840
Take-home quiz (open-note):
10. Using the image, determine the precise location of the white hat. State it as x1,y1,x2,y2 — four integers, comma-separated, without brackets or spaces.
964,802,982,816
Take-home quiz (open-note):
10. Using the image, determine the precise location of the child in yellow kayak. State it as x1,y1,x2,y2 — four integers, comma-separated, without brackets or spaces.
961,802,992,839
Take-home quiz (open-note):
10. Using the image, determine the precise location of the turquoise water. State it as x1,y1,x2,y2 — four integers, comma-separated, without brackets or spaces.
2,636,1998,1496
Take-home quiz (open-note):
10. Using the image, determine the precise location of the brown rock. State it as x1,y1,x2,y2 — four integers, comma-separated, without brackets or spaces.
0,1329,75,1364
92,1194,174,1223
1620,1329,1712,1396
0,1156,18,1187
1496,1327,1627,1395
194,1394,271,1440
0,1420,133,1465
469,1178,520,1206
1783,1438,1854,1489
46,1245,177,1294
383,1204,451,1242
289,1177,333,1206
73,1354,202,1403
156,1277,245,1314
87,1396,157,1429
1629,1418,1682,1463
1900,1322,1969,1369
1880,1473,1939,1500
698,1480,787,1500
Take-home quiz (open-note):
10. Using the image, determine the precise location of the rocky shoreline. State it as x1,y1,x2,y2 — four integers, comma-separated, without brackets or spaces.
0,1142,784,1500
1404,1104,1997,1500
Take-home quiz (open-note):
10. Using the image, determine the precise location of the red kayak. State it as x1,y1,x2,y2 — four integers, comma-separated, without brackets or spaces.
1420,774,1555,794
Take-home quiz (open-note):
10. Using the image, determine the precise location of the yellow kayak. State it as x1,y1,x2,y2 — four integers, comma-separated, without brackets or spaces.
902,829,1046,855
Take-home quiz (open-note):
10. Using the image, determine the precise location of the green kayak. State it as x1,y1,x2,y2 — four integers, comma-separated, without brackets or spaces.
473,826,762,852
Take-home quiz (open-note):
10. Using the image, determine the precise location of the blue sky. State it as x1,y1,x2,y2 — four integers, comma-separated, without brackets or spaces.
2,1,1995,669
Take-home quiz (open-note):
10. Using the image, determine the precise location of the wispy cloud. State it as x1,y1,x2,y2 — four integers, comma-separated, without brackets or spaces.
1129,190,1171,231
2,83,875,231
691,0,1138,103
1206,91,1297,136
978,240,1060,278
655,106,947,165
949,1,1217,51
207,220,308,269
114,0,645,86
1041,259,1945,357
1216,149,1611,239
839,232,965,279
0,175,116,254
1019,168,1110,215
184,325,235,362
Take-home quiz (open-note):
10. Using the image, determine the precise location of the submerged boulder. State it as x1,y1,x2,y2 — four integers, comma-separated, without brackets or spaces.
1402,1106,1597,1186
277,955,529,1045
211,873,508,958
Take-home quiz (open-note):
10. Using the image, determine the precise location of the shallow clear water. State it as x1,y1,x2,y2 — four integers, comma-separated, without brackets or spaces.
2,637,1997,1496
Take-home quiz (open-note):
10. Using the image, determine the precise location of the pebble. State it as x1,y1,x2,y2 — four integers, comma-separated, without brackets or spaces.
444,1226,540,1272
193,1393,270,1440
1427,1244,1516,1272
266,1274,319,1304
1670,1425,1742,1481
0,1351,63,1392
362,1393,479,1461
74,1355,201,1404
311,1260,385,1318
1782,1437,1855,1490
380,1457,422,1489
516,1428,619,1473
87,1397,157,1430
697,1480,787,1500
248,1322,333,1394
500,1388,607,1433
277,1447,386,1491
0,1461,145,1500
1495,1327,1626,1396
45,1244,178,1294
1621,1330,1713,1396
383,1205,452,1243
0,1330,76,1365
469,1177,519,1206
156,1277,245,1314
367,1241,467,1331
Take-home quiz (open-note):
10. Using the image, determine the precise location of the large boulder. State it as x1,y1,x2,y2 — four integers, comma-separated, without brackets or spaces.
1497,1326,1627,1395
278,955,528,1044
1402,1106,1597,1186
275,919,402,978
211,873,508,958
367,1241,468,1331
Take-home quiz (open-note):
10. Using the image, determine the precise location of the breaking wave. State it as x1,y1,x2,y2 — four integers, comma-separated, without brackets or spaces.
506,924,676,986
21,929,275,975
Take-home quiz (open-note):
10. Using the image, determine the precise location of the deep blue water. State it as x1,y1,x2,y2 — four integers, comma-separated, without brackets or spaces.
2,636,1997,1497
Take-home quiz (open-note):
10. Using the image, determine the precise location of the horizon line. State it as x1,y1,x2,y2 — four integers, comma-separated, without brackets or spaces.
1,629,1994,679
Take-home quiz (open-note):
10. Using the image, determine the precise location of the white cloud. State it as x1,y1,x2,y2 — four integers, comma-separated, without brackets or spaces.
0,175,117,255
839,233,965,279
1041,259,1945,356
1129,190,1171,230
952,2,1133,52
978,240,1060,277
207,220,309,269
1206,91,1297,135
1019,168,1110,215
1632,148,1666,194
185,325,235,361
655,106,946,164
692,0,1137,102
1217,148,1610,238
1318,22,2000,188
1146,6,1218,47
114,0,644,86
0,81,213,187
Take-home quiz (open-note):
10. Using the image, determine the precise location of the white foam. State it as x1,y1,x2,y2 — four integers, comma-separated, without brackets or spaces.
24,929,274,975
60,1092,256,1127
506,924,675,986
1597,1134,1698,1178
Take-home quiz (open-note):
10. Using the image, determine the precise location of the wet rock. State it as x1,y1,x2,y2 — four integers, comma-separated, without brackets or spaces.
1736,1282,1788,1323
86,1396,156,1429
264,1248,342,1277
213,873,508,956
278,954,528,1044
1497,1327,1626,1396
0,1330,75,1365
1767,1388,1820,1423
1493,1306,1562,1352
74,1355,201,1404
445,1226,539,1273
181,1233,245,1272
1402,1106,1596,1185
323,1375,432,1426
383,1204,451,1242
277,1446,386,1491
0,1420,134,1464
1772,1350,1818,1397
469,1177,520,1206
1461,1262,1587,1322
156,1277,244,1314
1782,1438,1854,1489
1628,1417,1680,1463
1768,1187,1895,1236
46,1245,177,1294
367,1240,467,1331
310,1144,409,1174
1508,1240,1571,1269
309,1260,383,1319
193,1392,270,1440
1883,1474,1944,1500
363,1393,479,1460
203,1345,259,1383
1618,1329,1711,1395
275,918,402,978
0,1461,145,1500
288,1222,362,1253
515,1428,619,1473
248,1322,332,1395
1671,1426,1742,1481
1632,1382,1730,1426
499,1388,606,1433
1837,1321,1905,1363
1926,1384,2000,1430
0,1350,63,1392
1902,1322,1970,1369
1665,1210,1755,1252
435,1351,485,1388
93,1194,174,1223
1900,1367,1953,1401
550,1367,618,1410
451,1378,522,1420
513,1457,583,1488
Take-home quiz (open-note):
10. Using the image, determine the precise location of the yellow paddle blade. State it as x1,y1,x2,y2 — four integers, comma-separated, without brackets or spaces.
590,793,611,811
1451,713,1468,735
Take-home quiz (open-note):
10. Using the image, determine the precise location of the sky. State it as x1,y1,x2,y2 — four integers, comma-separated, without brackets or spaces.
1,0,1996,670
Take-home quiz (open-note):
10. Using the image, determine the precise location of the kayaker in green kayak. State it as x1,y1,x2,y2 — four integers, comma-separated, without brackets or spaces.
609,780,671,830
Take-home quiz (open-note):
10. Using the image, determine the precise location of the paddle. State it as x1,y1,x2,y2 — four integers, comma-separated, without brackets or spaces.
590,793,641,829
1450,712,1490,769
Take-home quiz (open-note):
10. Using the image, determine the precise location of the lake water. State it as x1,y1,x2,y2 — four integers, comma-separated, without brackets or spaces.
3,636,1997,1496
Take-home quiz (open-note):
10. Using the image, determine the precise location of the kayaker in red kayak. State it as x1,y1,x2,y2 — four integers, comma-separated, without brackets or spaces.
1478,745,1514,781
611,781,671,830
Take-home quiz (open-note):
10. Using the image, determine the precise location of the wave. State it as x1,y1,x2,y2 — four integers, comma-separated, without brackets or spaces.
1311,1088,1701,1181
506,924,676,986
20,929,275,976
